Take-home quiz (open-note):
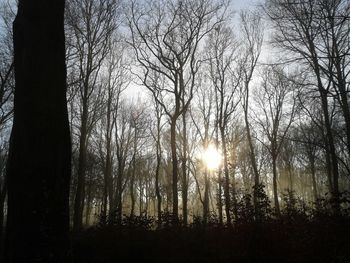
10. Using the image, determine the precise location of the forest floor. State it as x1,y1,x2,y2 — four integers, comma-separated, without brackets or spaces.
72,218,350,263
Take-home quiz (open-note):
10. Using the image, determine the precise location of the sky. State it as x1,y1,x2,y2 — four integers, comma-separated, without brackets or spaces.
233,0,264,10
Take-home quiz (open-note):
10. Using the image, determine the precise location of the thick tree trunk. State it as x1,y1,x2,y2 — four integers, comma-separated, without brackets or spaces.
85,178,92,225
320,86,340,213
105,95,115,221
217,172,223,225
130,171,135,217
115,161,123,225
130,128,137,218
73,113,88,231
0,176,7,238
103,108,113,223
309,154,318,202
181,110,188,226
155,126,162,227
272,155,280,216
5,1,71,261
310,41,340,213
203,170,209,224
170,120,178,222
220,127,232,227
243,87,260,217
333,42,350,158
101,172,108,225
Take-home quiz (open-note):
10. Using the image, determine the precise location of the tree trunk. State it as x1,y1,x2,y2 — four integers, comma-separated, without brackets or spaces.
333,40,350,158
106,93,115,221
320,88,340,214
130,128,137,218
243,86,260,216
170,119,178,222
220,127,232,227
115,161,123,225
217,171,223,225
203,169,209,224
85,178,92,226
309,154,318,202
310,40,340,213
0,175,7,238
130,171,135,217
5,1,71,261
155,124,162,227
73,110,88,231
272,155,280,216
181,110,188,226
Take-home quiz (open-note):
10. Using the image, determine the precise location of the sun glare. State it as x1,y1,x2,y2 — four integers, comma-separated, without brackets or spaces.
202,144,221,170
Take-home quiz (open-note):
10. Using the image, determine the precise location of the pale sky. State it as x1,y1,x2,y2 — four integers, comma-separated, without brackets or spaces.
232,0,264,10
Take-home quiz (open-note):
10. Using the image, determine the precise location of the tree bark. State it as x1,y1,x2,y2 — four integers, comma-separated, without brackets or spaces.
0,175,7,238
203,169,209,224
170,119,178,223
5,0,71,261
309,154,318,202
220,127,232,227
181,110,188,226
272,155,280,216
115,160,124,225
73,108,88,231
155,116,162,227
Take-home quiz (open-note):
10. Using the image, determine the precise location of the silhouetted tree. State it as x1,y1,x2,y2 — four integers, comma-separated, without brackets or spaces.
5,0,71,261
0,1,15,238
255,66,297,216
128,0,227,222
207,24,241,226
239,10,263,217
66,0,118,230
265,0,342,213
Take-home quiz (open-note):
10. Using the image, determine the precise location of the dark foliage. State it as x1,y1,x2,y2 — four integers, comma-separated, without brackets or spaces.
73,216,350,263
280,189,309,222
74,188,350,263
313,191,350,219
235,184,273,224
190,212,222,229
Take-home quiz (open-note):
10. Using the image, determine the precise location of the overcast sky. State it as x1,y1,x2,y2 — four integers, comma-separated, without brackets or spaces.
233,0,264,10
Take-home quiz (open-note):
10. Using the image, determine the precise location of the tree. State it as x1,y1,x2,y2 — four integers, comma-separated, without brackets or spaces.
66,0,118,230
5,0,71,261
254,66,297,216
150,96,165,226
0,2,14,131
0,1,15,238
128,0,227,222
265,0,342,213
207,24,241,225
239,10,263,217
190,73,216,224
98,38,129,224
114,101,134,224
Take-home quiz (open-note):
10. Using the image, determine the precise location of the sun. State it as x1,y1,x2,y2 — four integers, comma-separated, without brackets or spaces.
202,144,221,170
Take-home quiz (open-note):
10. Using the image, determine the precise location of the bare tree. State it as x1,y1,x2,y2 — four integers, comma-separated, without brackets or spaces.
0,1,15,237
190,72,216,224
0,2,14,132
128,0,227,222
254,66,297,216
150,96,165,226
239,10,263,216
66,0,118,230
98,39,129,224
207,24,240,226
114,101,134,224
265,0,342,213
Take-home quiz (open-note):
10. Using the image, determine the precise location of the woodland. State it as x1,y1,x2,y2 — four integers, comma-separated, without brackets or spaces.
0,0,350,262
